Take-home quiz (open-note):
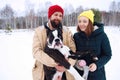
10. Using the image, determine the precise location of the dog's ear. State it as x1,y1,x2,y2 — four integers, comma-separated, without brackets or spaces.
57,29,63,41
44,22,51,36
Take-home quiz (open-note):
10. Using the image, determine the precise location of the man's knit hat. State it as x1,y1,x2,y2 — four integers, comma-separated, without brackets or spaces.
48,5,64,19
78,10,94,23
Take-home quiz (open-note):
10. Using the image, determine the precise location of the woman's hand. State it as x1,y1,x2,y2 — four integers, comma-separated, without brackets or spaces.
89,63,97,72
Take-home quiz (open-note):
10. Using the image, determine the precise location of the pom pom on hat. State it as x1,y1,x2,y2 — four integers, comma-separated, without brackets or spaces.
48,5,64,19
78,10,94,23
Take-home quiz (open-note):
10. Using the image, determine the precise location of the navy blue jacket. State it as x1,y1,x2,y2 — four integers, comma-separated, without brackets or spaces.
73,22,112,80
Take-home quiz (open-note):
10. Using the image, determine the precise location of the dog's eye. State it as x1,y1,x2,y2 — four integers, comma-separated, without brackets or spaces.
58,35,63,40
58,35,61,38
49,35,54,44
58,36,61,38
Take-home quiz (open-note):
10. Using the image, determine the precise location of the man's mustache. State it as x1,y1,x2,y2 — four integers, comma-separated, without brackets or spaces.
50,20,62,28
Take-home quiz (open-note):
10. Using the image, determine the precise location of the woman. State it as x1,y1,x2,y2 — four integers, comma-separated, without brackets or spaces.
73,10,112,80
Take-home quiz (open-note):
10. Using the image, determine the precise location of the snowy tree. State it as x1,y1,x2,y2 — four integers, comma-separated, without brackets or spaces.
109,1,117,25
25,0,35,29
0,5,14,29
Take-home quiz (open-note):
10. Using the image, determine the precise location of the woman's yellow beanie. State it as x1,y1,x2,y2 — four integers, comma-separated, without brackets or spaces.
78,10,94,23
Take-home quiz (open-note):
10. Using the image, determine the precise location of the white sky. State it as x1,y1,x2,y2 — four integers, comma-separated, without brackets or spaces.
0,0,120,16
0,0,120,10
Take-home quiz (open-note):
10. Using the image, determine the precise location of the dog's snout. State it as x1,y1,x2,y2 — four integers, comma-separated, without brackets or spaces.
55,39,60,42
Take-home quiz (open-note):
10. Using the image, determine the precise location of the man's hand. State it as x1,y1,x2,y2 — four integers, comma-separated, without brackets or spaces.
57,76,62,80
55,65,66,72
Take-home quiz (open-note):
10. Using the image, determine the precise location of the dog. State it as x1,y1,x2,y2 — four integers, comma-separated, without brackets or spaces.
44,29,85,80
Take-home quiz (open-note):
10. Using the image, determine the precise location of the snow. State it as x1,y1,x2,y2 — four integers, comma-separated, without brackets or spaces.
0,26,120,80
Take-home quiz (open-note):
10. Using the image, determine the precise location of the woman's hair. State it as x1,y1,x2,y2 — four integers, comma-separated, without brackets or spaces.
77,20,94,36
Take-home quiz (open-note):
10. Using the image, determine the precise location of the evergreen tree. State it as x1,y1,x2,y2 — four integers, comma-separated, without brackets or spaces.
92,9,102,23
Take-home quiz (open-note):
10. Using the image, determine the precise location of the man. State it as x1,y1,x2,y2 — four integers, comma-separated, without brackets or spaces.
32,5,76,80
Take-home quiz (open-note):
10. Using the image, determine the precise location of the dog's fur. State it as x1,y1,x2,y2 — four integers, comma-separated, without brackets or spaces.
44,29,85,80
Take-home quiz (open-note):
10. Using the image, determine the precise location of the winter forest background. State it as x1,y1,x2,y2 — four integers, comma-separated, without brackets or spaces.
0,1,120,30
0,0,120,80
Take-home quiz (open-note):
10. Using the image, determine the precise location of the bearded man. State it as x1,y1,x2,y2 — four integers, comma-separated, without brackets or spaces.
32,5,76,80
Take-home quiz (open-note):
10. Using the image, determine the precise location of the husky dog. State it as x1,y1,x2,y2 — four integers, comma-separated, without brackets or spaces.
44,29,85,80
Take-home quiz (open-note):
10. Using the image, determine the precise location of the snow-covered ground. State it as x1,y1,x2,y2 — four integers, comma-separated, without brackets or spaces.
0,26,120,80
